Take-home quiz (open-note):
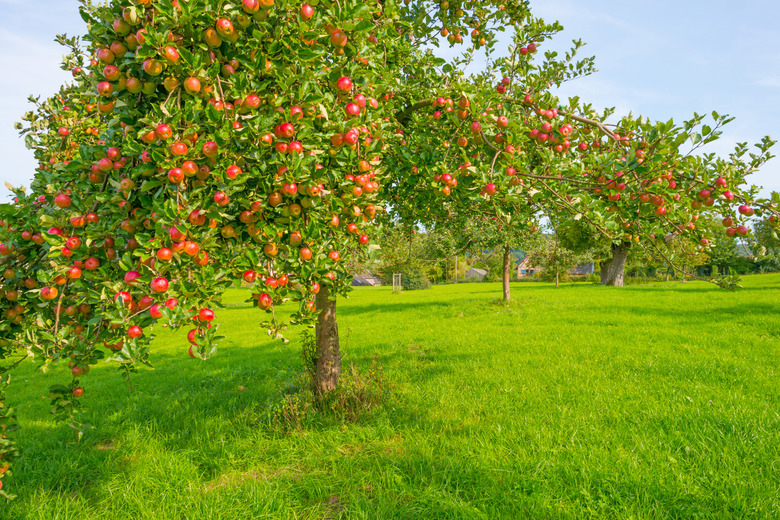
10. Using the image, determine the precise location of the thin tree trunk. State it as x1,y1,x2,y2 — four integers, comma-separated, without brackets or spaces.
556,270,559,288
502,245,511,301
314,286,341,394
602,242,630,287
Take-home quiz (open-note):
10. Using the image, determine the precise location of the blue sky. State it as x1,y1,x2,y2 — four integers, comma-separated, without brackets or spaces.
1,0,778,200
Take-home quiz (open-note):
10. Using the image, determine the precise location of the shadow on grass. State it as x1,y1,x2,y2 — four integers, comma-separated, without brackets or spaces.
10,331,428,502
339,300,451,317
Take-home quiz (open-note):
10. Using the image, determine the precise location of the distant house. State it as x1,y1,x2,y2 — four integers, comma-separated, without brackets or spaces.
515,258,595,277
352,272,382,287
465,268,489,280
515,257,542,277
569,263,595,276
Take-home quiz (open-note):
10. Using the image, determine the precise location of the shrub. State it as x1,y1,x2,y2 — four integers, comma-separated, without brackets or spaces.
401,269,431,290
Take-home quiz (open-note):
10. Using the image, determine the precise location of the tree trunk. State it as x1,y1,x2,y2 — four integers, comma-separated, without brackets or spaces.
602,243,629,287
599,260,611,285
555,270,559,288
454,255,458,283
314,286,341,394
502,245,511,301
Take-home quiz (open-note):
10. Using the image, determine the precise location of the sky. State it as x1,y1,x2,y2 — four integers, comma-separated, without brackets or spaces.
1,0,778,201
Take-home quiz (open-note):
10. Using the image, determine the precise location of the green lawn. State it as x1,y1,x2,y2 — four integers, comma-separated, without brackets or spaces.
4,275,780,519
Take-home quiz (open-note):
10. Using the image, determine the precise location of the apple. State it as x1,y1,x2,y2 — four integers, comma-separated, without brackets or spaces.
345,103,360,117
214,191,229,206
216,18,235,38
41,286,59,300
149,304,164,319
142,58,163,76
242,0,260,13
156,124,173,139
170,142,188,156
54,193,72,208
258,293,273,310
226,165,242,179
168,168,184,183
300,247,313,261
162,45,179,63
198,308,215,322
128,325,143,338
203,141,219,157
331,29,347,47
336,76,352,92
282,183,298,197
151,277,169,293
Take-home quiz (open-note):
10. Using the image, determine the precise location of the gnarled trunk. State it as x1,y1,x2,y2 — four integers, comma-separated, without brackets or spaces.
602,242,630,287
502,245,511,301
314,286,341,394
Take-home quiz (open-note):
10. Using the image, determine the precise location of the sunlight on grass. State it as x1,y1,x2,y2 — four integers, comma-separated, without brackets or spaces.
5,274,780,519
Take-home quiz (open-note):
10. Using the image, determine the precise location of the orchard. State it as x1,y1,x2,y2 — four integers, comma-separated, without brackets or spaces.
0,0,778,500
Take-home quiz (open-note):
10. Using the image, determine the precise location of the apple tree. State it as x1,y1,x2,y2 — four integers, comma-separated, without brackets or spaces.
1,0,779,500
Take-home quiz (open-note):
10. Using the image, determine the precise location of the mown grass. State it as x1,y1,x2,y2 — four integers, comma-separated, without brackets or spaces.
3,274,780,519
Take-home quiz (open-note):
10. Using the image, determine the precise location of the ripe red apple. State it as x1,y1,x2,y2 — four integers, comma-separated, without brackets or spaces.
282,183,298,197
216,18,235,38
345,103,360,117
151,277,169,293
54,193,72,208
331,29,347,47
149,304,164,319
169,226,186,241
162,45,180,63
128,325,143,339
170,142,188,156
202,141,219,157
198,308,215,322
301,4,314,20
258,293,273,310
336,76,352,92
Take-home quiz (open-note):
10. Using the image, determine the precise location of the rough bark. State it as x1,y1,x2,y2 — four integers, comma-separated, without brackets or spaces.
502,245,511,301
602,242,630,287
314,286,341,394
599,260,611,285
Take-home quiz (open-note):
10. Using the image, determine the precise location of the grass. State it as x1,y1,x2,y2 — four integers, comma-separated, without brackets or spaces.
3,274,780,519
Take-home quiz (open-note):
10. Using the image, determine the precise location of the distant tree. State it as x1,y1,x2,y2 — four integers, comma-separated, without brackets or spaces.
752,217,780,272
